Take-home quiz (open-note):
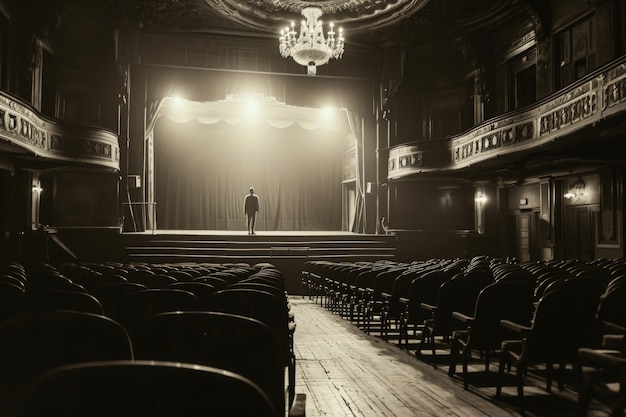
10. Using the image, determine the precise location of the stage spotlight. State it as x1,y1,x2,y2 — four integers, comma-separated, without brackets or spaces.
321,107,335,118
171,96,185,106
244,99,258,113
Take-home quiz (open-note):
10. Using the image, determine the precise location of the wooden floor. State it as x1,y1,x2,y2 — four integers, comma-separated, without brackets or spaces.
289,296,611,417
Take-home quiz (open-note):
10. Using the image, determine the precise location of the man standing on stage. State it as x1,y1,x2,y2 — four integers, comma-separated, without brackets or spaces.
244,187,260,235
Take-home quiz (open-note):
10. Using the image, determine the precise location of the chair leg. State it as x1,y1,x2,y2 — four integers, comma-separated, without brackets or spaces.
577,373,591,417
516,365,525,413
545,363,553,393
448,337,458,377
429,329,437,362
484,350,491,372
558,362,566,391
496,354,506,397
416,326,428,358
398,315,409,348
462,348,470,390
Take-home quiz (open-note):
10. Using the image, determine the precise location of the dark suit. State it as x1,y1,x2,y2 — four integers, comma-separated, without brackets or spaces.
244,193,259,234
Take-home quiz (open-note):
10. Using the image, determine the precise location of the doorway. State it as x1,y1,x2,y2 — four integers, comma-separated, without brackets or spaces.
564,205,595,260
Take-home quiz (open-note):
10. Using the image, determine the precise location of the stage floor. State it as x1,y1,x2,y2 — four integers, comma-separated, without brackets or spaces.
124,230,361,237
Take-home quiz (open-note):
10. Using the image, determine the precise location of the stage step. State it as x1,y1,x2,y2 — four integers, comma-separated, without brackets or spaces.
123,232,397,264
122,232,397,295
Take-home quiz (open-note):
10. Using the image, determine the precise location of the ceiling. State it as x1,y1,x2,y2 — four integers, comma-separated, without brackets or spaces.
13,0,524,51
103,0,514,35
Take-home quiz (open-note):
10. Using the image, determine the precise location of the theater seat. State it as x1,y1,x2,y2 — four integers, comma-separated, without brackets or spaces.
578,334,626,417
13,360,276,417
0,310,133,416
132,311,286,417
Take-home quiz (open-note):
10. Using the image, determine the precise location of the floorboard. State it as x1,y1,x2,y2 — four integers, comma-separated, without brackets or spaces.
289,296,613,417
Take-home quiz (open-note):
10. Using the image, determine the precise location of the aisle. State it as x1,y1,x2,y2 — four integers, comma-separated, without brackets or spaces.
289,296,521,417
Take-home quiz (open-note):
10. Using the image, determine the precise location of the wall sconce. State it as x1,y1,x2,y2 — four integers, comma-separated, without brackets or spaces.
32,185,43,193
475,194,487,203
564,177,585,199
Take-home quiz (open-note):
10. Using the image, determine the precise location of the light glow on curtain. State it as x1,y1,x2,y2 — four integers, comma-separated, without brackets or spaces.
154,99,349,231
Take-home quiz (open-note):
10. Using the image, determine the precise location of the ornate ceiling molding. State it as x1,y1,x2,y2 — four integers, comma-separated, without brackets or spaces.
204,0,430,34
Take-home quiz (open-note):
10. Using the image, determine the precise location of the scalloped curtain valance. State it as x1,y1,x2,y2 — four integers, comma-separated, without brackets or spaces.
158,97,351,133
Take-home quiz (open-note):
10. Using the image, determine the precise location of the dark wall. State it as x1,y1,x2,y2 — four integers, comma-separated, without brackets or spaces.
389,180,475,231
40,172,120,228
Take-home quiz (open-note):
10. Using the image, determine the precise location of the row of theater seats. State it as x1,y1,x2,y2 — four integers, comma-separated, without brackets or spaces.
0,261,304,417
301,256,626,416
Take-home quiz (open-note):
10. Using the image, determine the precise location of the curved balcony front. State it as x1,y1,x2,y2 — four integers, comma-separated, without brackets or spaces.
388,56,626,180
0,92,120,171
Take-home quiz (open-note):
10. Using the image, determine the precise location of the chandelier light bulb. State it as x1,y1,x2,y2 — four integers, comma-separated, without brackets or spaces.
279,7,345,76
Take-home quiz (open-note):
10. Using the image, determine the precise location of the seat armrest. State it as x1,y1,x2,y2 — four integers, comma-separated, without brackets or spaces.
420,303,436,312
579,347,626,368
500,319,531,333
603,334,626,349
398,297,409,304
452,311,474,323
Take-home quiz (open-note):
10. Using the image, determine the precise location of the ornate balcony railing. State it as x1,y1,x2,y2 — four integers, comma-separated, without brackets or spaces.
0,92,120,170
388,55,626,180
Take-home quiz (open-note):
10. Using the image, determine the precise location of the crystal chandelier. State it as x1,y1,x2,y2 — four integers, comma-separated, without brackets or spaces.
279,7,344,76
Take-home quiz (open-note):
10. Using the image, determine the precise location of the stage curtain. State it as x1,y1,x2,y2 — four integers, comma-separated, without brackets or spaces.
154,117,344,231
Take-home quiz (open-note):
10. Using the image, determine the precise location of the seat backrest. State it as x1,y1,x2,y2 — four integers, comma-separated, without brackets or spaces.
210,288,290,362
112,289,201,334
135,274,178,289
167,282,217,308
372,267,406,301
470,280,535,343
14,360,276,417
193,275,229,289
21,289,104,315
596,284,626,328
405,269,450,324
386,269,417,318
167,270,195,282
528,278,602,361
81,273,128,293
228,281,286,301
133,311,284,416
0,281,25,322
435,274,489,319
0,310,133,416
89,282,148,317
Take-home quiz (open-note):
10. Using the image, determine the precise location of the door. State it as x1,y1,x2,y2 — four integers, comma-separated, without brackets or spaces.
564,205,594,260
515,211,540,262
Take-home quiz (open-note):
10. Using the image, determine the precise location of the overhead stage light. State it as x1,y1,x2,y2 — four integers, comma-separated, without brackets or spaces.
279,7,344,76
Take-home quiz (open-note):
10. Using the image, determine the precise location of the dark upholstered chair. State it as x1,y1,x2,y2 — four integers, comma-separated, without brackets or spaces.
14,360,276,417
449,279,535,388
89,282,148,318
111,288,201,335
132,311,287,416
398,269,452,349
496,278,603,412
418,272,493,363
20,289,104,315
0,281,25,322
210,288,296,406
0,310,133,416
578,334,626,417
